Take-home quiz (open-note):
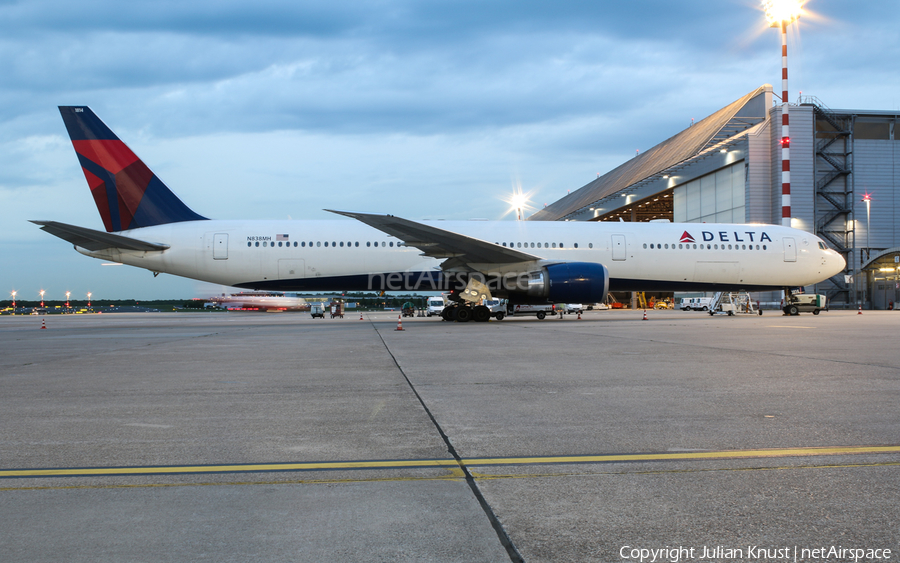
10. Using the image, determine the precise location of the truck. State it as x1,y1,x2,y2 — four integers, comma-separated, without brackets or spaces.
310,304,326,318
681,297,714,311
505,303,554,320
401,301,417,317
783,294,828,315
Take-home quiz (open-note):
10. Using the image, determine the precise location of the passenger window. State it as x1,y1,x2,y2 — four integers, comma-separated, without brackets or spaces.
278,242,282,247
382,242,386,247
589,243,593,248
551,243,556,248
390,242,394,247
517,243,522,248
530,243,535,248
574,243,578,249
324,242,329,247
332,241,336,247
559,243,564,248
263,241,268,247
247,242,251,247
317,242,321,247
340,242,344,247
644,243,648,249
355,242,359,247
255,242,259,247
537,243,542,248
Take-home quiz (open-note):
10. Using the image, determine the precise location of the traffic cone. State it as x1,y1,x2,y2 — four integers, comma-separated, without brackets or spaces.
360,312,364,321
642,310,648,321
858,305,862,315
40,319,47,329
577,311,582,320
395,315,404,331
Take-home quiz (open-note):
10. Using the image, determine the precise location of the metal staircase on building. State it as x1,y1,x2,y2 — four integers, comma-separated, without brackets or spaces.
802,96,854,306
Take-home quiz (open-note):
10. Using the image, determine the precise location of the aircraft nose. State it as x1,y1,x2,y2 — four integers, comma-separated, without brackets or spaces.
828,251,846,277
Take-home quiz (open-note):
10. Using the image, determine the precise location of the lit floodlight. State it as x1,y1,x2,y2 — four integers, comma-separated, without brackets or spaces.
764,0,802,27
502,180,535,221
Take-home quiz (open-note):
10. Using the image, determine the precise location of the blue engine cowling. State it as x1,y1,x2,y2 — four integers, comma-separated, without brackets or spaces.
538,262,609,305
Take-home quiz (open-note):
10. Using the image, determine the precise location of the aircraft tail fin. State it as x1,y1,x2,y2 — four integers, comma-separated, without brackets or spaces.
58,106,207,232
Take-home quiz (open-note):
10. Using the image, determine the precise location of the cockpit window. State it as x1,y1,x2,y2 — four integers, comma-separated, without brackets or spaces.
818,242,827,250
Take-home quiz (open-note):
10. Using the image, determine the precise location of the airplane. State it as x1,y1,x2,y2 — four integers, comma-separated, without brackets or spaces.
33,106,846,323
206,292,311,312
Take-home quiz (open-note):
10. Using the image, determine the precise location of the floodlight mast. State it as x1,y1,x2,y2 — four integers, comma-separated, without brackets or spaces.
765,0,801,228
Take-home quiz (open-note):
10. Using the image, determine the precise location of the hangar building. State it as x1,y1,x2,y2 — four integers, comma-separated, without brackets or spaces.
529,85,900,309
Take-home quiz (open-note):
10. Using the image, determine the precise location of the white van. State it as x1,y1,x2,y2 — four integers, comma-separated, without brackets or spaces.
425,297,446,317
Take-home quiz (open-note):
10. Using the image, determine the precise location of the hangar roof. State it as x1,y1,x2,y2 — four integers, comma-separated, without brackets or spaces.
528,85,771,221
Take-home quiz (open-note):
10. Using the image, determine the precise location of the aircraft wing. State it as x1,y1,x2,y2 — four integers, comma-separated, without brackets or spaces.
325,210,540,267
30,221,170,252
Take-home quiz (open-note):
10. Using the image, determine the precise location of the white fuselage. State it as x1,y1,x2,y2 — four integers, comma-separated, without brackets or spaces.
77,219,845,294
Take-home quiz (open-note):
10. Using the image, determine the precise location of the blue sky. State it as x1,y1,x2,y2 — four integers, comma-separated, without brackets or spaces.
1,0,898,300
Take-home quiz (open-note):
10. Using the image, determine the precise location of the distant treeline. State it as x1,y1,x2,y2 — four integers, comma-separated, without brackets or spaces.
3,293,435,311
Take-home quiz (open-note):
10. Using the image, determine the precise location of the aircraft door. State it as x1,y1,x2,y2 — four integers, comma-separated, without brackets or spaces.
611,234,626,261
783,237,796,262
213,233,228,260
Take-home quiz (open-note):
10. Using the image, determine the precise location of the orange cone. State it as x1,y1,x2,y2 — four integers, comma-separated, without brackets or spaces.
360,312,364,321
395,315,404,331
40,319,47,329
577,311,582,320
642,310,648,321
858,305,862,315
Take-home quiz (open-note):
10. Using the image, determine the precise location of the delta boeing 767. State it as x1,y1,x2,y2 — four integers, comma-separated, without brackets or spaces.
33,106,845,322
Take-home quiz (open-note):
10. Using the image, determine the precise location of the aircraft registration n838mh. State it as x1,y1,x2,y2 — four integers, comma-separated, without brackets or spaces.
34,107,845,322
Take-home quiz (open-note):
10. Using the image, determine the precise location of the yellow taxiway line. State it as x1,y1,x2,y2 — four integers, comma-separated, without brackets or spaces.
2,445,898,479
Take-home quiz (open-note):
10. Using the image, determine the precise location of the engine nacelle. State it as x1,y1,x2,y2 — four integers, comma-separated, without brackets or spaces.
522,262,609,304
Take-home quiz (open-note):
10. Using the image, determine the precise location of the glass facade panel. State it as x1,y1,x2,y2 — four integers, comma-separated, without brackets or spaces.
673,162,745,224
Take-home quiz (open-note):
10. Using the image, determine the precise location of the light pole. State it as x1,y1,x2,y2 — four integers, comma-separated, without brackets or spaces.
862,192,872,262
764,0,802,228
861,192,872,308
65,291,71,311
11,290,16,313
40,289,45,309
87,292,92,309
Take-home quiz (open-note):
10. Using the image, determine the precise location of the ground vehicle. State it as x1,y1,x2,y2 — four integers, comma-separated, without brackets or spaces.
506,304,554,320
565,303,584,314
425,297,446,317
310,304,326,318
682,297,714,311
329,301,344,318
484,299,507,320
401,301,416,317
783,294,827,315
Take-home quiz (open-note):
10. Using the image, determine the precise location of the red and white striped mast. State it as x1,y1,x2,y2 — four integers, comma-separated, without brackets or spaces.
765,0,802,228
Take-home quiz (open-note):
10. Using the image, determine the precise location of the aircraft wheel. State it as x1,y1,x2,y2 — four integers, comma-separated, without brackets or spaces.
472,305,491,323
456,306,472,323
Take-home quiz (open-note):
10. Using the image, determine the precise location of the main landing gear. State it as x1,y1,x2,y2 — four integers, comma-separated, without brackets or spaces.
440,304,493,323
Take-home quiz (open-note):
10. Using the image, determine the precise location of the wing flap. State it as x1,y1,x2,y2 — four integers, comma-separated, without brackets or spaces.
30,221,169,252
325,210,539,266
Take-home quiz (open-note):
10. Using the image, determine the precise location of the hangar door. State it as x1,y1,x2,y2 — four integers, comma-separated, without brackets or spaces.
611,234,627,261
213,233,228,260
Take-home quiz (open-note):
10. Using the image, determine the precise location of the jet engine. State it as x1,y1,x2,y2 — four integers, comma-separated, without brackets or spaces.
519,262,609,305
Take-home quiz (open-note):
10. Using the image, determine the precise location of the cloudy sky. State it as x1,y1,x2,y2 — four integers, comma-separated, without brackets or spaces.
1,0,898,300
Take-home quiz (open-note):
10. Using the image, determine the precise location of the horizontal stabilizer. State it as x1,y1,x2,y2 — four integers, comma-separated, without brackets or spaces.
30,221,169,252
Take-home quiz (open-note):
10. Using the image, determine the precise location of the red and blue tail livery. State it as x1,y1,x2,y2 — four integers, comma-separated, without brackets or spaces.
58,106,206,232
